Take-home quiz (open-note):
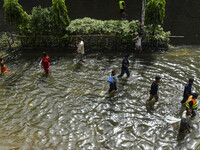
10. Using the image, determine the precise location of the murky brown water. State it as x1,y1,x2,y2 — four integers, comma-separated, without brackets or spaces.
0,46,200,149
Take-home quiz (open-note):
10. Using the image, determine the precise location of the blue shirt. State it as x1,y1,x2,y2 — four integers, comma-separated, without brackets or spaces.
107,76,118,83
122,59,129,69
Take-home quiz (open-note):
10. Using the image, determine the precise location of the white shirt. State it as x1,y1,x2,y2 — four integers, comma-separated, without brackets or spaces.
181,110,191,124
136,36,142,46
77,41,85,54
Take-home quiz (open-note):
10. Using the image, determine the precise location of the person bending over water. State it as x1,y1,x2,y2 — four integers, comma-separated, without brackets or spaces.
179,108,192,133
147,76,161,102
40,52,50,74
107,70,118,93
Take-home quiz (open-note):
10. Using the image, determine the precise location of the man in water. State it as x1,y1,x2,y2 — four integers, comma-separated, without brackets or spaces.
186,93,198,117
147,76,161,101
76,37,86,63
119,0,127,19
107,70,118,93
179,108,192,133
118,55,130,78
181,78,194,104
41,52,50,74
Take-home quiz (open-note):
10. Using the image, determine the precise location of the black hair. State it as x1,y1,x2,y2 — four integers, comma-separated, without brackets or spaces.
189,78,194,83
155,76,161,80
43,52,47,57
139,32,143,36
0,58,2,61
78,37,82,41
125,54,129,58
192,93,198,98
111,70,116,75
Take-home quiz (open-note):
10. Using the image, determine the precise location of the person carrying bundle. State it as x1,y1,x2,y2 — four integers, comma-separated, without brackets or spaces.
107,70,118,93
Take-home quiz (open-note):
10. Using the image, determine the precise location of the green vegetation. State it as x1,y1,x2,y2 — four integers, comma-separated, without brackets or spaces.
145,0,166,26
51,0,70,33
20,6,52,36
3,0,29,26
3,0,170,49
3,0,70,36
145,0,166,35
143,25,170,47
0,32,21,50
67,18,140,45
67,18,170,47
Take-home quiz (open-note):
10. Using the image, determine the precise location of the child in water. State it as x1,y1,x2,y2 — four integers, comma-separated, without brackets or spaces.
0,58,8,73
133,33,143,52
107,70,118,93
0,58,15,74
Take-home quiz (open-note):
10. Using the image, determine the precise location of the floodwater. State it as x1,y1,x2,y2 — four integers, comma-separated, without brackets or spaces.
0,46,200,150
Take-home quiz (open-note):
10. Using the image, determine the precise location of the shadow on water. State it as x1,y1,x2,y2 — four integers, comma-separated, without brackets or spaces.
146,99,157,114
133,51,156,77
37,73,49,83
72,62,83,72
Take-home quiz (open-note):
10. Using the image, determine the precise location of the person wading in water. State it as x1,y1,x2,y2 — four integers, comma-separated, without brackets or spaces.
40,52,50,74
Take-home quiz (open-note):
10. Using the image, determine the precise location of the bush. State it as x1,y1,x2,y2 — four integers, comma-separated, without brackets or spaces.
20,6,53,36
66,18,170,48
66,18,141,45
0,32,21,49
143,25,170,47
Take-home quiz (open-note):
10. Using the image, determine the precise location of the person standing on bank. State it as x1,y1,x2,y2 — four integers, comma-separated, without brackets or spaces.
181,78,194,104
107,70,118,93
118,55,130,78
119,0,127,19
147,76,161,101
76,37,86,63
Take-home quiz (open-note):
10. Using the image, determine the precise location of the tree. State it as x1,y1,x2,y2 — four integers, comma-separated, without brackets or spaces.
3,0,29,26
145,0,166,34
51,0,70,34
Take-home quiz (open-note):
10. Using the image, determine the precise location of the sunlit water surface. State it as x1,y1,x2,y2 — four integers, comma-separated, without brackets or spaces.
0,46,200,150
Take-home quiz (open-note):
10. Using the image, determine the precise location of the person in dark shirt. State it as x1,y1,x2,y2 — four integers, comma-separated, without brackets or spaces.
118,55,130,78
107,70,118,93
181,78,194,104
147,76,161,101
